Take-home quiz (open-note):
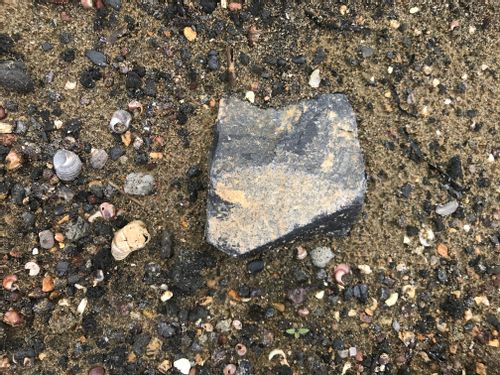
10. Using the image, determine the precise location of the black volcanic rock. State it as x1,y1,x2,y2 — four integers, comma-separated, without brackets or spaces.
206,94,366,256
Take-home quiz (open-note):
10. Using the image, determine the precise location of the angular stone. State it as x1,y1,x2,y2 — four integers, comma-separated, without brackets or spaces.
206,94,366,256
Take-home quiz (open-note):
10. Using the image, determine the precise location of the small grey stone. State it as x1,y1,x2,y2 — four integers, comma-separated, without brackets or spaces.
104,0,121,10
206,94,366,256
359,45,374,58
39,230,55,249
90,149,108,169
310,246,334,268
85,50,107,67
160,230,173,259
124,172,155,196
0,60,34,93
65,217,89,241
436,200,458,216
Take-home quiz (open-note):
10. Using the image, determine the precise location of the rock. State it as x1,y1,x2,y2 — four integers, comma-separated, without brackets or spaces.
160,230,173,259
310,246,334,268
206,94,366,256
308,69,321,88
90,149,108,169
39,230,55,249
85,50,107,67
359,45,374,58
0,60,34,93
123,173,155,196
103,0,121,10
65,217,89,242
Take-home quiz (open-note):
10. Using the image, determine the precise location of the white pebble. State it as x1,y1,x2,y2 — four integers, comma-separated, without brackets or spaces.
64,81,77,90
245,90,255,103
409,7,420,14
308,69,321,88
385,292,399,307
160,290,173,302
358,264,372,274
173,358,191,375
77,298,88,314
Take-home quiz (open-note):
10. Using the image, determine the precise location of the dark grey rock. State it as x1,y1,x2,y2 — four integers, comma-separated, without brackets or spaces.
85,50,107,67
206,94,366,256
123,172,155,196
104,0,121,10
65,217,89,241
160,230,173,259
0,60,34,93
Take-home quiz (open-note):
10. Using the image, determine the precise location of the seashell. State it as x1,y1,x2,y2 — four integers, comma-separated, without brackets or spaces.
53,149,82,181
99,202,116,220
111,220,150,261
333,263,351,285
435,200,459,216
128,100,143,113
419,226,435,247
109,109,131,134
2,274,17,291
5,149,22,170
3,309,23,326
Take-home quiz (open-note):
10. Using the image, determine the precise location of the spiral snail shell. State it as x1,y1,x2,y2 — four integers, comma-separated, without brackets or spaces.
109,110,132,134
111,220,150,261
53,149,82,181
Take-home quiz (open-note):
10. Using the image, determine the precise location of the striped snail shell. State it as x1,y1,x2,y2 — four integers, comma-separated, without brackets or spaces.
109,110,131,134
53,149,82,181
111,220,150,261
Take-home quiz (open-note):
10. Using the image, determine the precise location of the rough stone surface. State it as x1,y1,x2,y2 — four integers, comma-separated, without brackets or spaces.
310,246,334,268
0,60,34,93
124,172,155,196
206,94,366,256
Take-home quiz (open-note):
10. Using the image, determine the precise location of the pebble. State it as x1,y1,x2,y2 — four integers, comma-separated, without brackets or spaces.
103,0,121,10
0,60,34,93
207,50,219,71
173,358,191,374
90,149,108,169
310,246,334,268
39,230,55,249
25,261,40,276
247,259,264,274
123,172,155,196
183,27,197,42
436,200,459,216
85,50,107,67
359,45,374,58
160,230,173,259
308,69,321,88
88,366,105,375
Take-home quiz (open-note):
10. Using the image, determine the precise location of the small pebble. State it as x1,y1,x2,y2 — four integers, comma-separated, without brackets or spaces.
39,230,54,249
124,173,155,196
310,246,334,268
173,358,191,374
436,200,459,216
88,366,105,375
90,149,108,169
308,69,321,88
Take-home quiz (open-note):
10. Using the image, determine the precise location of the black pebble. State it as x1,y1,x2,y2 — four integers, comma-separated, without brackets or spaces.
446,156,462,180
60,49,75,62
160,230,173,259
247,259,264,274
126,71,142,90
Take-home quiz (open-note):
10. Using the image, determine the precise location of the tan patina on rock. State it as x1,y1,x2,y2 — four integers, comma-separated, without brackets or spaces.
206,94,366,256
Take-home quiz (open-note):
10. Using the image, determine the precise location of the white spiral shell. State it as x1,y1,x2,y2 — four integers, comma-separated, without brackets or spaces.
53,149,82,181
111,220,150,261
109,110,132,134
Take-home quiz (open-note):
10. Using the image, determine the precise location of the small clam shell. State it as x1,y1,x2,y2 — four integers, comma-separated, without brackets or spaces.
53,149,82,181
111,220,150,261
109,110,132,134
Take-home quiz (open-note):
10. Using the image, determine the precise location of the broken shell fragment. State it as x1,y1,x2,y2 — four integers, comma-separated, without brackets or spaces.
99,202,116,220
436,200,459,216
5,149,22,170
333,263,351,285
109,109,132,134
3,309,23,326
2,274,18,290
111,220,150,261
25,261,41,276
53,149,82,181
